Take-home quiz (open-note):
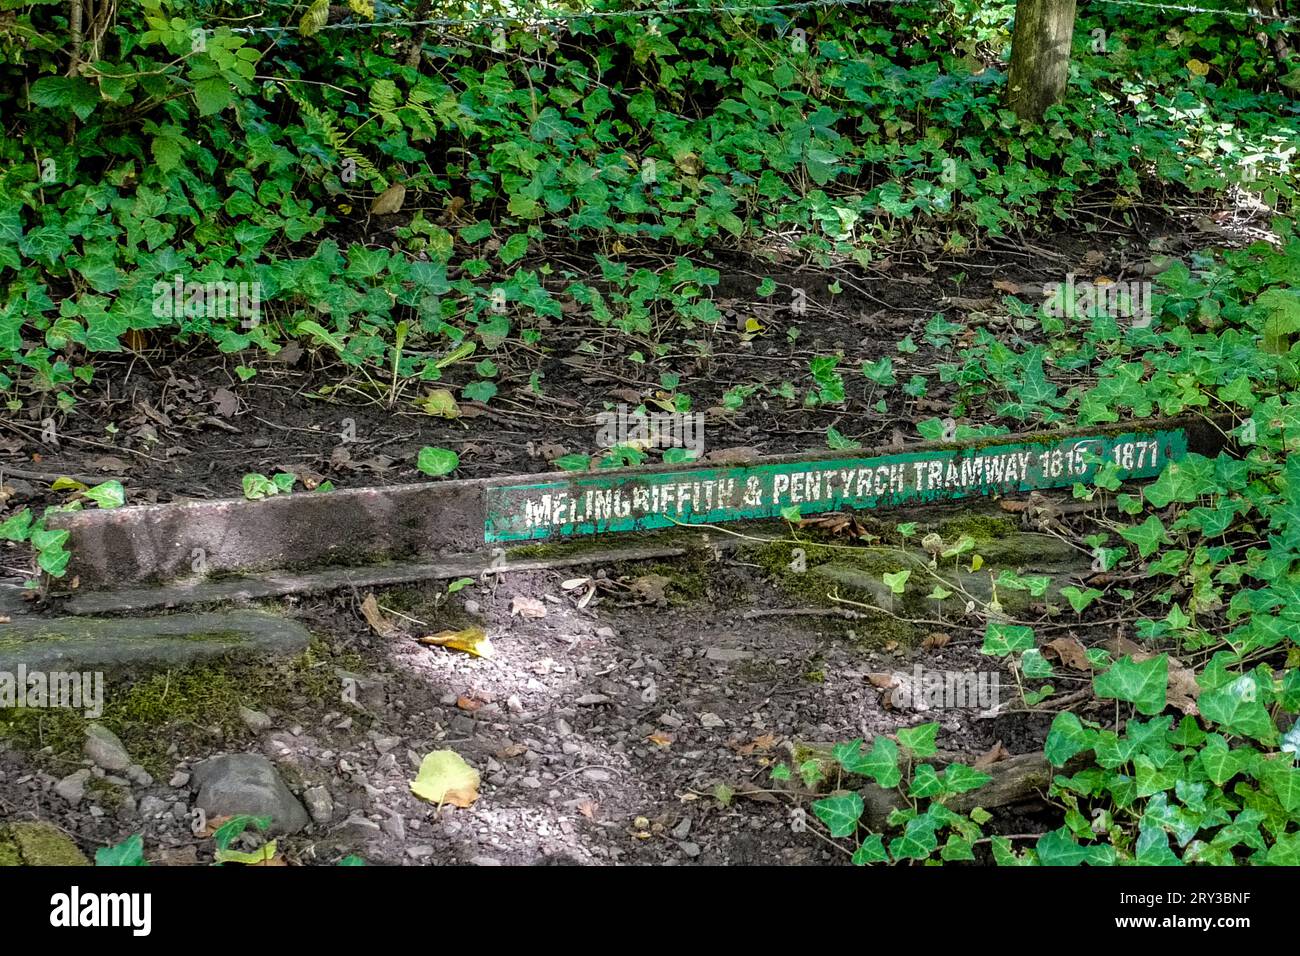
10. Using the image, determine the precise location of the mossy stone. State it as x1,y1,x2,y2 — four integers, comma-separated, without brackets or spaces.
0,822,90,866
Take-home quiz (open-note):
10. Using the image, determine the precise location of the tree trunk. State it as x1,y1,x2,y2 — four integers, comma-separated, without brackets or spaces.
1005,0,1077,122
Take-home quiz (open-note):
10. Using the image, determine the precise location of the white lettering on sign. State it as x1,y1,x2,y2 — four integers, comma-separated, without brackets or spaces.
511,442,1112,532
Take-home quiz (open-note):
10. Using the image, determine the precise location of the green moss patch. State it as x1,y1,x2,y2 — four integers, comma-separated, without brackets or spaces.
0,637,367,776
0,822,90,866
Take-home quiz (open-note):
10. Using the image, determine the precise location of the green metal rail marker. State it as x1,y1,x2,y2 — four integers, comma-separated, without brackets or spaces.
484,429,1187,543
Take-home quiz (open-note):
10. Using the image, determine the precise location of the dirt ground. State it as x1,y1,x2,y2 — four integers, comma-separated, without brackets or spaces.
0,214,1216,864
0,536,1072,865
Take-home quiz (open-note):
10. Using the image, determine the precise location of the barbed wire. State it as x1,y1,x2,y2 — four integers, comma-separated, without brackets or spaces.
225,0,1298,36
1089,0,1297,23
225,0,959,35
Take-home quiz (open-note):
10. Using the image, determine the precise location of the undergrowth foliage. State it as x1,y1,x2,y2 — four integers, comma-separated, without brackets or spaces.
804,235,1300,865
3,0,1300,866
1,0,1295,401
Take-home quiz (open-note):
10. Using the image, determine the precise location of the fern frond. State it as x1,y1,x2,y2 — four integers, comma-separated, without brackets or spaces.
283,84,388,189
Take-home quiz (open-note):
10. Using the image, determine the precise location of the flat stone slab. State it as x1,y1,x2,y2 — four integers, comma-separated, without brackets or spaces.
0,609,311,670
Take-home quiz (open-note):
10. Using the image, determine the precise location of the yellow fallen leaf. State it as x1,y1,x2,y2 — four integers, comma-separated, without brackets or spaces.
418,388,461,419
1187,59,1210,77
411,750,480,808
417,625,494,658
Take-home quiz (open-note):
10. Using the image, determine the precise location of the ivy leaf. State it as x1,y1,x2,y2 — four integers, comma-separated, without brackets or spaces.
851,834,888,865
83,480,125,509
416,447,460,477
1094,654,1168,716
909,763,944,798
837,735,901,788
943,763,993,794
463,380,498,403
499,234,529,264
1143,457,1214,508
1118,515,1171,558
1035,828,1115,866
896,722,939,758
982,621,1035,656
0,508,34,541
1134,823,1182,866
862,356,896,386
826,425,860,450
1045,711,1096,767
940,835,976,862
552,454,590,472
242,474,277,500
1198,675,1277,744
811,792,863,838
1258,759,1300,813
888,815,939,861
882,569,910,594
95,834,148,866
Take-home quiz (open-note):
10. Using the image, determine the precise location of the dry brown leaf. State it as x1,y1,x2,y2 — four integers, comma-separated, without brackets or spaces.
417,625,493,658
510,594,547,619
797,511,877,541
577,800,598,820
496,742,528,759
211,387,238,418
1102,633,1147,658
734,733,778,755
702,446,762,465
974,741,1012,769
992,279,1027,295
87,455,129,473
921,632,952,651
535,441,567,461
646,732,674,748
1044,635,1092,671
359,593,397,638
1167,656,1200,715
370,183,406,216
733,782,779,804
628,573,671,604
